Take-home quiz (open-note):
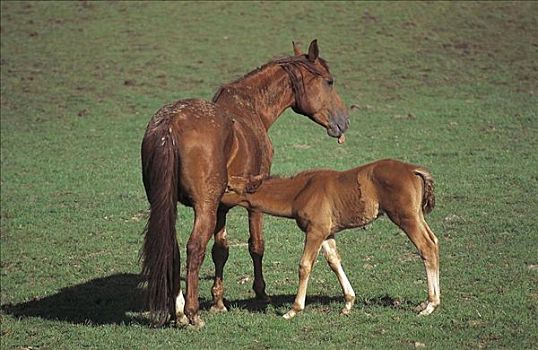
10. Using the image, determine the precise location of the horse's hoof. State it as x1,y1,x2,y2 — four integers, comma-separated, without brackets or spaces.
187,315,205,329
210,304,228,313
176,314,189,326
255,293,272,304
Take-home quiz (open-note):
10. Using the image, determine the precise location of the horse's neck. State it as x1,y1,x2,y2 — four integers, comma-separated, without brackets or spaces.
214,64,294,130
245,176,308,218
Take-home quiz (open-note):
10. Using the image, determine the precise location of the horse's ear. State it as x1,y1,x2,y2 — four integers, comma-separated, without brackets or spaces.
292,41,302,56
307,39,319,62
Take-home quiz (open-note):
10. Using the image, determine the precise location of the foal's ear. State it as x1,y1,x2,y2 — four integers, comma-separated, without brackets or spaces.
307,39,319,62
292,41,302,56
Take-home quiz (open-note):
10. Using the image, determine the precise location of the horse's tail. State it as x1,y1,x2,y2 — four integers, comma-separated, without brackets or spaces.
140,119,181,326
413,167,435,214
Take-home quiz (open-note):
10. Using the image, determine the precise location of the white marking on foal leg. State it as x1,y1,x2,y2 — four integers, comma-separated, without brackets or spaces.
283,267,311,320
403,219,440,316
175,290,189,325
283,234,324,320
321,239,356,315
418,265,440,316
338,266,355,315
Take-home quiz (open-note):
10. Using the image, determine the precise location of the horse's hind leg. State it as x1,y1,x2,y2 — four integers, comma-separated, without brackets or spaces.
321,238,356,315
175,289,188,326
393,214,440,316
185,203,219,327
210,208,229,312
174,232,188,325
248,210,270,302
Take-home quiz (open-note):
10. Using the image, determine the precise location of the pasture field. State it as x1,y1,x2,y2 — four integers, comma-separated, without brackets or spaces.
1,2,537,349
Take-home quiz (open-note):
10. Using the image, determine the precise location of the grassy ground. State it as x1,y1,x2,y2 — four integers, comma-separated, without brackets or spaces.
1,1,537,349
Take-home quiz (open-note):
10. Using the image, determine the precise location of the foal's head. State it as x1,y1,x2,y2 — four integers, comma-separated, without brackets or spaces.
280,40,349,141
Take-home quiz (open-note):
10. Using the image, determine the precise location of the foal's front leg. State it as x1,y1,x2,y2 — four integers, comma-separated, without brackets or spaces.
283,230,325,319
321,238,356,315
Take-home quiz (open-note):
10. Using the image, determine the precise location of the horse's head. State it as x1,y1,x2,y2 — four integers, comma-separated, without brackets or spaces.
281,40,350,143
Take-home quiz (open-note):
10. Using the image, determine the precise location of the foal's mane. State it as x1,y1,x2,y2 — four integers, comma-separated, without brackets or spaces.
212,55,331,103
265,168,332,183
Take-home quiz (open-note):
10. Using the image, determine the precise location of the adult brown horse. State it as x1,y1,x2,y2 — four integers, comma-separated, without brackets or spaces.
140,40,349,327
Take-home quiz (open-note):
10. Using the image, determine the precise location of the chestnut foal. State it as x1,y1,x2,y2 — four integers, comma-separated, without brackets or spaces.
227,159,440,319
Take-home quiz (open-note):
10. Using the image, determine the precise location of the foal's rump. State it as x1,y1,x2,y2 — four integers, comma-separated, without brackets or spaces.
412,166,435,214
369,159,435,217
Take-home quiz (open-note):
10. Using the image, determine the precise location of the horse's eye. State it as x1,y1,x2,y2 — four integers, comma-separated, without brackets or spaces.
326,79,334,86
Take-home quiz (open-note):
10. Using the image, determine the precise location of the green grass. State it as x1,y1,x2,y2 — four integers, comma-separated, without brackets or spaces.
1,1,537,349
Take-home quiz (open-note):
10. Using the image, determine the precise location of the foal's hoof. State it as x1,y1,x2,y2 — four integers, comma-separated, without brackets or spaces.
210,304,228,313
340,308,352,316
415,301,438,316
282,309,299,320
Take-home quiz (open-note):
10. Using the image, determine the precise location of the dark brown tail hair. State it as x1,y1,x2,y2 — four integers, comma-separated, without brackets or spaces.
140,122,180,326
414,167,436,214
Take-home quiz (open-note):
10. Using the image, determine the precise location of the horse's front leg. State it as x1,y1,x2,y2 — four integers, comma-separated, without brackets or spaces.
248,210,270,302
210,208,230,312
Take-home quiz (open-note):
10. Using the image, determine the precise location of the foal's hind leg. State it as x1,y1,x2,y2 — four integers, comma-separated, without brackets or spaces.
248,210,270,302
321,238,356,315
210,208,229,313
395,215,440,316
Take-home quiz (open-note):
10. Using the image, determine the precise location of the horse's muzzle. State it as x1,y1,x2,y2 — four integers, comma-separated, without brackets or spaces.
327,114,350,138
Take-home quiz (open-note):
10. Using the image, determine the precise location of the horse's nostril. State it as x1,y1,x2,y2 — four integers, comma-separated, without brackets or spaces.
338,117,349,132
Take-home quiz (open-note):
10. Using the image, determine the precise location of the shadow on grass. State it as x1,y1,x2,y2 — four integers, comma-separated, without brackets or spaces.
1,273,415,325
220,293,415,314
1,273,146,325
220,294,340,315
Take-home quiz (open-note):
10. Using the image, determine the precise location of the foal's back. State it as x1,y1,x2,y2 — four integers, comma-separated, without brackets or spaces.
307,159,430,231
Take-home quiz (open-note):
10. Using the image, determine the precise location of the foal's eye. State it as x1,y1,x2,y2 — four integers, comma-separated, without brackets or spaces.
326,79,334,87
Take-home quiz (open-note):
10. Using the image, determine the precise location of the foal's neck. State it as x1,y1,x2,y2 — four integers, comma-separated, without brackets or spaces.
214,63,295,130
244,174,311,218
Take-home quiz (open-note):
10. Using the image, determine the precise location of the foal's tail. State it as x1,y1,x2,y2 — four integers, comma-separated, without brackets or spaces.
413,167,435,214
140,119,181,326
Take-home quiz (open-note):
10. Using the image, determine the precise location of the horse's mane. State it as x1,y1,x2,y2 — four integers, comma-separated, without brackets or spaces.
212,55,330,103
